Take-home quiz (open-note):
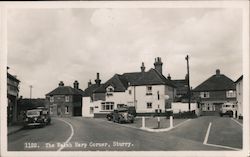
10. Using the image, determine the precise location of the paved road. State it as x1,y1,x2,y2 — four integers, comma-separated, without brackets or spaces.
8,116,242,151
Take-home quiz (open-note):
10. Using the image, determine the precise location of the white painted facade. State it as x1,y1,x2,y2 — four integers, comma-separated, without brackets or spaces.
82,84,175,116
172,102,201,116
82,97,94,117
236,78,243,118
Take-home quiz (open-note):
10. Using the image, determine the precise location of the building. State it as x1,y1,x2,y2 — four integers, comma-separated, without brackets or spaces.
193,69,236,114
170,75,189,102
235,75,243,119
82,57,176,117
7,70,20,125
46,80,84,117
82,73,103,117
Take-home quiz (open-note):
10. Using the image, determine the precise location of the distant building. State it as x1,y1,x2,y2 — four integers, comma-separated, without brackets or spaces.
46,81,84,117
170,75,189,102
193,69,236,114
82,57,176,117
7,69,20,125
235,75,243,119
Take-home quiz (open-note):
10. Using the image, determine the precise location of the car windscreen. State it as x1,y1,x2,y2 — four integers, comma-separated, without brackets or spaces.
27,110,40,116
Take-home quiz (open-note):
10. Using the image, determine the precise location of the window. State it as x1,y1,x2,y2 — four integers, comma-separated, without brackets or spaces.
129,90,132,95
157,91,160,100
226,90,236,98
106,86,114,96
146,86,152,95
101,102,114,111
65,106,69,114
50,96,54,102
65,96,69,102
200,92,209,98
147,102,152,109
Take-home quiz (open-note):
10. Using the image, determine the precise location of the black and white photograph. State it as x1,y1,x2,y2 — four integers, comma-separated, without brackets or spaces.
0,1,249,157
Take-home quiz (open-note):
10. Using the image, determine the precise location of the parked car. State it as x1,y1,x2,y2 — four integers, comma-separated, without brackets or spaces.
219,102,237,117
24,107,51,127
106,111,114,121
112,108,134,123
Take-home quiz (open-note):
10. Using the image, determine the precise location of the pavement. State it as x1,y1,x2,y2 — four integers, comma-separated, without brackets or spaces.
7,116,243,151
7,124,23,135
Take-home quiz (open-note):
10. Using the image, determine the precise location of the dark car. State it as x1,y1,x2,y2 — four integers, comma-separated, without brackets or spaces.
24,108,51,127
112,108,134,123
106,111,114,121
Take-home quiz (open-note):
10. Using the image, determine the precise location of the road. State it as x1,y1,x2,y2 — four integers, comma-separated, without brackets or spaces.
8,116,242,151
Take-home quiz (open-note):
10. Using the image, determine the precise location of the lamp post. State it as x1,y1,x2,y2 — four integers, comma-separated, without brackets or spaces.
185,55,191,111
29,85,33,105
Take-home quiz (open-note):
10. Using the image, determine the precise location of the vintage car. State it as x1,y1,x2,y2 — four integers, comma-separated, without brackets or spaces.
24,107,51,127
219,102,237,117
112,108,134,123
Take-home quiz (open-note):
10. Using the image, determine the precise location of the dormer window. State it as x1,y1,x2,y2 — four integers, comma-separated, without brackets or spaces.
146,86,152,95
106,85,114,96
200,92,209,98
226,90,236,98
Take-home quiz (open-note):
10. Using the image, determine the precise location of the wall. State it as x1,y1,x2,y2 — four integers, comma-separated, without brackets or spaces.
82,97,94,117
135,85,166,113
172,102,201,116
48,95,74,117
236,79,243,118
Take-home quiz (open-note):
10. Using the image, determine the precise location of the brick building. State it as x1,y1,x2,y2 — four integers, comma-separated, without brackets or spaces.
46,81,84,117
193,69,236,114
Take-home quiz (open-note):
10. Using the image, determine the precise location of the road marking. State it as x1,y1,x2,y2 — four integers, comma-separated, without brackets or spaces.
204,143,241,151
231,118,243,127
203,122,212,144
174,119,191,128
56,118,74,151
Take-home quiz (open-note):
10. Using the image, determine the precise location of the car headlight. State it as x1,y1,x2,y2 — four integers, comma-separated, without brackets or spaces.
34,117,37,121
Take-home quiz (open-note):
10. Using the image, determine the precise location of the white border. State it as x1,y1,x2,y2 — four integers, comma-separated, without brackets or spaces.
0,1,249,157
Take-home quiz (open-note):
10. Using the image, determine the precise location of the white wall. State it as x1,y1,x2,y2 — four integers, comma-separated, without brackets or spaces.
82,97,94,117
135,85,166,113
172,102,200,116
236,79,243,118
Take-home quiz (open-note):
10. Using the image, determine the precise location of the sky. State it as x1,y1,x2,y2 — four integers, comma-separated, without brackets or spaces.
7,7,243,98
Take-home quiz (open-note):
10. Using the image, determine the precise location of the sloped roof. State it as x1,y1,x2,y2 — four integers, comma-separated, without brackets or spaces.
93,68,176,93
83,84,102,97
7,73,20,82
193,74,236,92
130,68,175,87
172,79,188,95
235,75,243,83
46,86,84,96
94,74,128,93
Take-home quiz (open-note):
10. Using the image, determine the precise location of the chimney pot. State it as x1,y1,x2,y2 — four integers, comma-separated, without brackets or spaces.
141,62,145,72
95,73,101,86
154,57,163,74
88,80,92,87
216,69,220,76
167,74,171,80
74,80,79,89
59,81,64,87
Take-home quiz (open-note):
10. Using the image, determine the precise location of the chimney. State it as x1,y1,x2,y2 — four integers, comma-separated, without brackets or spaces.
88,80,92,87
74,80,79,89
95,73,101,86
59,81,64,87
154,57,163,74
216,69,220,76
167,74,171,80
141,62,145,72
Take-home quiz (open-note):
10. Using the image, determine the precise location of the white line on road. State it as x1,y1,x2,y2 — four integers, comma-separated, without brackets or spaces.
231,118,243,127
204,143,241,151
174,119,191,129
56,118,74,151
203,122,212,144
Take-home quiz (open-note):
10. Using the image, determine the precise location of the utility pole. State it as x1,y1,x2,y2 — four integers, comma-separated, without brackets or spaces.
185,55,191,111
29,85,33,106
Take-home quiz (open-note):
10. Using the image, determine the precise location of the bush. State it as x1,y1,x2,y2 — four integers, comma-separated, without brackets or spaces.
173,110,197,119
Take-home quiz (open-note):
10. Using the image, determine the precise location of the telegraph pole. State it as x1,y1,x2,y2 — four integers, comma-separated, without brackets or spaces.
185,55,191,111
29,85,33,106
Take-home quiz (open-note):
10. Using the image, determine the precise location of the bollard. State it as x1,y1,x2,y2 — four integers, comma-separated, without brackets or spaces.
142,117,145,128
170,116,173,128
157,117,160,129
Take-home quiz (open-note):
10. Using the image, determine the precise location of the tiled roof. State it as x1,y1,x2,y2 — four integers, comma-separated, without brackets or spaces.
83,84,102,97
46,86,84,96
7,73,20,82
172,79,188,95
193,74,236,92
130,68,176,87
93,68,176,93
94,74,128,93
235,75,243,83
